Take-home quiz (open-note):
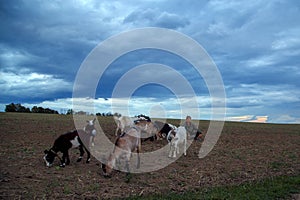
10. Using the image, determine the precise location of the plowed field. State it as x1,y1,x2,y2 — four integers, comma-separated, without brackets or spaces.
0,113,299,199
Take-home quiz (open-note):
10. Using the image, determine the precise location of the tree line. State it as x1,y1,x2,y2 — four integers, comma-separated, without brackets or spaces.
65,109,120,117
5,103,121,116
5,103,59,114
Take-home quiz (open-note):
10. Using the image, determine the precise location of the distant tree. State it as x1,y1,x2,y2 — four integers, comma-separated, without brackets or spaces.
6,103,58,114
5,103,30,113
44,108,51,114
24,107,31,113
31,106,39,113
113,112,121,117
36,107,58,114
36,107,43,113
5,103,17,112
106,112,113,116
66,109,74,115
16,104,28,112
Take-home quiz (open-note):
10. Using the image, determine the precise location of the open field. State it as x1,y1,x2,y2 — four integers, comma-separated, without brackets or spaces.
0,113,299,199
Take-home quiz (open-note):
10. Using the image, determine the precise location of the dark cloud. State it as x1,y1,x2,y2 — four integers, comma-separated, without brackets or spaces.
0,0,299,122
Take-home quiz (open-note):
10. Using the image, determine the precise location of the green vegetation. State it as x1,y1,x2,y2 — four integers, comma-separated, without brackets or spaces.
126,175,300,200
63,185,72,194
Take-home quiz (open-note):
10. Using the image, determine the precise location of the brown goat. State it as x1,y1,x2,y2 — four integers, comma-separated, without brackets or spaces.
102,126,141,177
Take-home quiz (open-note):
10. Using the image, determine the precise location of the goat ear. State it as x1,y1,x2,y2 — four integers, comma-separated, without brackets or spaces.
93,118,96,123
86,120,90,123
44,150,49,154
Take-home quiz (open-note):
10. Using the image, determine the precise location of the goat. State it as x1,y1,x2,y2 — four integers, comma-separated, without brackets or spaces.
151,121,177,139
43,119,95,167
167,126,187,158
84,118,97,146
134,118,161,142
113,116,134,136
43,130,91,167
134,120,178,142
102,126,141,177
135,114,151,122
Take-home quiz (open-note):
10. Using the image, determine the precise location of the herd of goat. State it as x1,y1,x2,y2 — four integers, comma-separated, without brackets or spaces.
43,115,189,177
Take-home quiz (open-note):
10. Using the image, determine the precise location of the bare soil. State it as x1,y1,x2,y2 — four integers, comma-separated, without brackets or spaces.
0,113,299,199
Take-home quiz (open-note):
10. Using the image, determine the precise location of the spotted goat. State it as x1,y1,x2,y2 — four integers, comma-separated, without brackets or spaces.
43,119,96,167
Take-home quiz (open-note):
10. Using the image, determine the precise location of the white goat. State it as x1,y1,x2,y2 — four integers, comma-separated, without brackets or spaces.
83,119,97,147
167,126,187,158
113,116,134,136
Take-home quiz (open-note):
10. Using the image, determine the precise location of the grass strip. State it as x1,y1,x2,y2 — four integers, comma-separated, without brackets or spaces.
125,175,300,200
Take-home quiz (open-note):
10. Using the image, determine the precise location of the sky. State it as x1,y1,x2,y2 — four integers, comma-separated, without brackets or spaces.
1,0,300,123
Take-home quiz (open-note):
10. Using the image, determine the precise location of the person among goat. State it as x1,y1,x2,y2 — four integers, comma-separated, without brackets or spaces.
182,116,203,141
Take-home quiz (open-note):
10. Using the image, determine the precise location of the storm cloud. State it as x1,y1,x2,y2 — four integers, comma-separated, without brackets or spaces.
1,0,299,123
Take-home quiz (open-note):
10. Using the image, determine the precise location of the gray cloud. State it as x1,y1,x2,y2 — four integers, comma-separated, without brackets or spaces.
123,8,190,29
0,0,299,123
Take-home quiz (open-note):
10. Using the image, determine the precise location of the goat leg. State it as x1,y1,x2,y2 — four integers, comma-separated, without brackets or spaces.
115,127,119,136
83,145,91,163
184,139,187,156
61,151,69,167
77,146,84,162
168,143,172,158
